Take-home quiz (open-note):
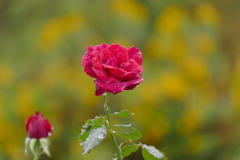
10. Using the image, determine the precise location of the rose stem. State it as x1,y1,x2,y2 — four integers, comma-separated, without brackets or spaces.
104,92,123,160
33,142,40,160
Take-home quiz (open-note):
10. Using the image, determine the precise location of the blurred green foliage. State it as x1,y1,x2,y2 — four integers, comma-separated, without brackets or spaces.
0,0,240,159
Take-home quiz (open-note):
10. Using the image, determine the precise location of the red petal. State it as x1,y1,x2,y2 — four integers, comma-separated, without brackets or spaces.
108,44,129,66
94,77,143,95
127,46,142,65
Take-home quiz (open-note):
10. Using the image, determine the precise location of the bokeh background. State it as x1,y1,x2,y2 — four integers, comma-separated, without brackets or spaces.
0,0,240,159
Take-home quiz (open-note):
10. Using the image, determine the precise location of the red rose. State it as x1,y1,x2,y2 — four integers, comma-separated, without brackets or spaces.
82,43,144,96
26,112,53,139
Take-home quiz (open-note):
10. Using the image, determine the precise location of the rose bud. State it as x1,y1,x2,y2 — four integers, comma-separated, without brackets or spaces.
26,111,53,139
82,43,144,96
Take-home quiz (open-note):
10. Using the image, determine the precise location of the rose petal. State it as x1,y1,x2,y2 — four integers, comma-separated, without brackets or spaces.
100,49,118,67
108,44,129,66
127,46,142,65
95,43,108,52
82,46,99,78
121,59,143,73
94,77,143,95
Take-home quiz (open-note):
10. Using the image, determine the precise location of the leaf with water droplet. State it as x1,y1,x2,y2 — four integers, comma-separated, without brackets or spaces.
79,116,107,154
112,123,135,127
79,116,105,142
141,144,167,160
114,144,139,158
115,128,141,141
81,127,107,155
111,109,134,118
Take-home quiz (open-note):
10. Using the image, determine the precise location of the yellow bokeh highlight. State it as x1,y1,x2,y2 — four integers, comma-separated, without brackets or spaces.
187,134,206,154
159,72,190,100
15,82,35,119
169,38,188,60
195,33,216,55
177,107,202,136
145,36,165,59
131,105,152,124
143,119,169,144
110,0,149,21
231,56,240,112
0,64,13,86
37,59,63,88
38,13,84,51
111,37,132,48
195,2,220,24
138,80,163,105
146,36,187,60
155,6,186,34
181,57,209,83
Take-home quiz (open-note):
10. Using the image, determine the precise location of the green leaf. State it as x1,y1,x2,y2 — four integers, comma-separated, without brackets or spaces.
111,109,134,118
113,144,139,158
29,138,37,157
81,127,107,155
24,137,30,154
112,123,134,127
79,116,107,155
39,138,51,157
115,128,142,141
121,144,139,157
141,144,167,160
79,116,105,142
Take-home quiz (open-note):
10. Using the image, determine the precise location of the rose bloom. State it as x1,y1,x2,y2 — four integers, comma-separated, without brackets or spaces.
26,112,53,139
82,43,144,96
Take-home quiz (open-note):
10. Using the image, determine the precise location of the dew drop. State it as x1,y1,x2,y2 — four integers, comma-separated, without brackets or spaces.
98,135,104,139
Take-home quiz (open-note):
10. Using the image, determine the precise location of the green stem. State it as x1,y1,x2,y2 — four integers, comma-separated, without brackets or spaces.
104,93,123,160
33,143,40,160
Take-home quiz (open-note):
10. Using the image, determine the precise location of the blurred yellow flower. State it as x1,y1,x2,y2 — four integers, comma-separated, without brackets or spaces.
37,60,63,88
15,82,35,119
59,13,83,33
0,64,13,86
169,38,188,60
139,80,163,105
187,134,206,154
177,107,202,136
110,0,149,21
195,2,220,24
155,6,186,34
111,37,132,48
38,19,62,51
195,33,216,55
38,13,84,51
159,72,190,100
231,57,240,111
145,36,165,59
181,57,209,83
143,119,169,144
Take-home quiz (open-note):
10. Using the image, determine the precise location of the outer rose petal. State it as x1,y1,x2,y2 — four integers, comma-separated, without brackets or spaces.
127,46,142,65
94,77,144,96
82,46,98,78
